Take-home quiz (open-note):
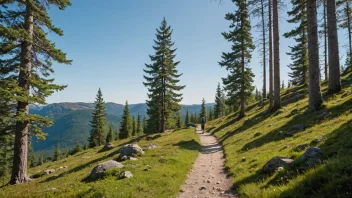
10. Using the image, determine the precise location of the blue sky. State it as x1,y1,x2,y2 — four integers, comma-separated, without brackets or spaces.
46,0,348,105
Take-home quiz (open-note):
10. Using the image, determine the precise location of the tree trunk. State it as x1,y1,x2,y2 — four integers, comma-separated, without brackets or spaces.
10,3,33,185
307,0,323,112
268,0,274,108
324,0,328,80
239,4,245,119
261,0,267,100
327,0,341,93
272,0,281,110
347,1,352,67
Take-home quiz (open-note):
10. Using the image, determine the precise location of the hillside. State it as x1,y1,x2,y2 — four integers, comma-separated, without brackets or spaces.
31,102,213,156
0,128,201,198
206,73,352,197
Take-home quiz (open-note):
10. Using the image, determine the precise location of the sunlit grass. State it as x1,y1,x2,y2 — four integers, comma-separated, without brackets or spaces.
0,128,201,198
207,73,352,198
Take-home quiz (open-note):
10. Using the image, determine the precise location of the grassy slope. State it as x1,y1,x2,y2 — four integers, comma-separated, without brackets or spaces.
207,73,352,198
0,128,201,198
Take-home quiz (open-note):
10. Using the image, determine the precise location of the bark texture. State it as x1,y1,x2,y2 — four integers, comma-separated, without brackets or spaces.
307,0,323,112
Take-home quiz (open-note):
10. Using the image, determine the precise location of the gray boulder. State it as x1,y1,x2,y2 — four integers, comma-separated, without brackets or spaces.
295,144,308,151
286,124,305,136
120,171,133,179
298,147,323,167
102,142,114,151
143,143,158,150
120,143,144,157
44,169,56,175
261,156,294,174
90,160,124,179
120,155,138,161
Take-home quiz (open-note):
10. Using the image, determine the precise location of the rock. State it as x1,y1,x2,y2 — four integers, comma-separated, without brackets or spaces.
207,179,211,183
142,143,158,150
90,160,124,179
120,155,138,161
120,171,133,179
298,147,323,167
286,124,305,136
58,166,68,171
295,144,308,151
216,187,224,191
216,181,221,184
199,186,207,190
314,135,327,143
44,169,56,175
45,188,57,192
261,156,294,174
241,157,246,162
120,143,145,157
102,142,114,151
347,89,352,94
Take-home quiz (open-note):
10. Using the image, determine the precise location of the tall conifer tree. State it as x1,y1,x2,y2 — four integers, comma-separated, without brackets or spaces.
284,0,309,85
54,143,61,161
199,98,207,119
220,0,255,119
214,83,222,119
88,88,107,148
185,109,190,124
0,0,72,184
143,18,185,133
119,101,132,139
208,106,214,121
136,113,143,135
106,123,113,143
132,116,137,136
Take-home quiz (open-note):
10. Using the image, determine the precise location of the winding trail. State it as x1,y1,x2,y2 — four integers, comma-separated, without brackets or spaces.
178,126,237,198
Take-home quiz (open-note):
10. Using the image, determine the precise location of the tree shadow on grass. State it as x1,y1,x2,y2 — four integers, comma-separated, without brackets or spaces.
172,139,202,152
276,121,352,198
231,121,352,197
217,110,271,144
240,98,352,152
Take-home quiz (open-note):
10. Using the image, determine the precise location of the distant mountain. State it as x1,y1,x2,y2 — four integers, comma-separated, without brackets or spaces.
31,102,214,156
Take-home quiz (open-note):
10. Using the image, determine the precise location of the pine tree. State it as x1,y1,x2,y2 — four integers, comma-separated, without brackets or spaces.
307,0,323,112
250,0,268,100
114,128,119,141
220,0,255,119
288,80,292,88
143,18,185,133
281,80,285,90
214,83,223,119
74,141,83,153
132,116,137,136
54,144,62,161
88,88,107,148
106,123,113,143
27,145,36,168
208,106,214,121
199,98,207,119
185,109,190,124
119,101,132,139
269,0,274,108
337,0,352,72
38,153,44,166
273,0,282,111
327,0,342,93
143,116,147,134
176,112,183,129
0,0,72,185
137,113,143,135
284,0,308,86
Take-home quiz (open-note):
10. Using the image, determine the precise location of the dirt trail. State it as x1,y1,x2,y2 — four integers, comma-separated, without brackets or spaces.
178,126,237,198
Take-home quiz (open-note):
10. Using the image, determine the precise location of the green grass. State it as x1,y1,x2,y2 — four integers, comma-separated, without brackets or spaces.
207,73,352,198
0,128,201,198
